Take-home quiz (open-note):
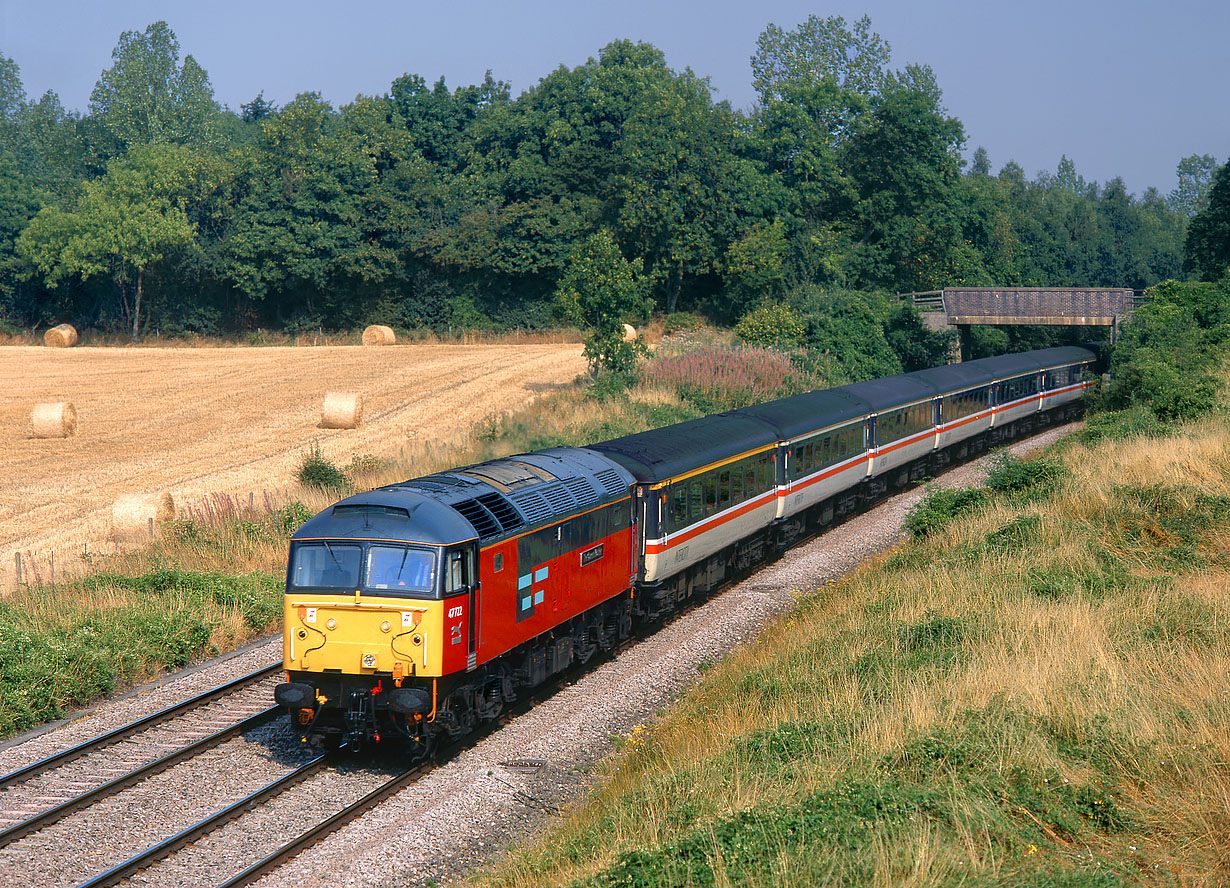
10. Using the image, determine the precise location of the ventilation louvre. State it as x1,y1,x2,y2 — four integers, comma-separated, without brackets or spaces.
595,469,628,499
451,499,500,538
565,477,599,509
477,492,523,533
508,490,552,526
542,483,575,513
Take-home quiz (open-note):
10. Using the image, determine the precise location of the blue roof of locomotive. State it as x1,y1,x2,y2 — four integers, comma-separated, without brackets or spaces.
292,446,634,546
292,490,478,546
585,413,778,484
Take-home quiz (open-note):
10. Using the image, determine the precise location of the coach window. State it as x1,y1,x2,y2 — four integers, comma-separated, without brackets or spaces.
689,480,703,520
743,464,755,497
704,475,717,514
731,466,744,503
719,470,731,507
672,486,687,528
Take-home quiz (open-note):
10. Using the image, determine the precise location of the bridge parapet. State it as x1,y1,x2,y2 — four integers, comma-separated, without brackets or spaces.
940,287,1135,326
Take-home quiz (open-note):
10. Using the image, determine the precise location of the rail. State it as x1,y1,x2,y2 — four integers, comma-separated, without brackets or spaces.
0,706,281,848
0,662,281,789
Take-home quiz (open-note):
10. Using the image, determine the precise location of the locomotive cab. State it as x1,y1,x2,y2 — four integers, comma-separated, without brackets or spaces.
275,495,479,751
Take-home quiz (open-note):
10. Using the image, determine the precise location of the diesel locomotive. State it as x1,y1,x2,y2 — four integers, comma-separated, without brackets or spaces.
275,346,1096,750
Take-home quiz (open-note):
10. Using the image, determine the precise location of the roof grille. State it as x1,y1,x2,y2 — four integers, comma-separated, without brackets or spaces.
423,474,475,488
451,499,500,538
565,477,599,509
477,492,523,533
595,469,628,499
542,483,575,513
508,490,552,526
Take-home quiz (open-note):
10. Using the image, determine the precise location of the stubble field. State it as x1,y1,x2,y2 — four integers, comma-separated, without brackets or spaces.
0,343,585,588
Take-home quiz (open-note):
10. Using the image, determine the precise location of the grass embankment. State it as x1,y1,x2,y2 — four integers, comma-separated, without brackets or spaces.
473,380,1230,886
0,336,823,739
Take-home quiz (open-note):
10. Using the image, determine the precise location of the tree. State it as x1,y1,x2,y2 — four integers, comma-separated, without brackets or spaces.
722,220,789,320
0,52,25,121
970,147,991,177
1171,153,1218,217
17,145,209,337
752,14,890,103
88,21,220,152
1184,160,1230,281
241,92,276,123
553,231,652,375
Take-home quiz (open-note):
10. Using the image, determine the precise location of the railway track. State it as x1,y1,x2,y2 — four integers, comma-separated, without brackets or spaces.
0,664,282,846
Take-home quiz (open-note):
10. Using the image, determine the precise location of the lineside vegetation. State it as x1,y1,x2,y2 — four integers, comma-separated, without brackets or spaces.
472,403,1230,886
463,277,1230,887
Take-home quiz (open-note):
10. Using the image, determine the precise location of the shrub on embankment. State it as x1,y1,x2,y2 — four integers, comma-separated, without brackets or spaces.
0,570,281,736
473,370,1230,887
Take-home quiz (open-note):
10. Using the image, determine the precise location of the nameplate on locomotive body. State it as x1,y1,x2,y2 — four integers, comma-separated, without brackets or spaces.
580,544,604,566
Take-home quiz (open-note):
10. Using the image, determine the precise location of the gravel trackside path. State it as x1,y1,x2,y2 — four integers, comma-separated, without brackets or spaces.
0,343,584,588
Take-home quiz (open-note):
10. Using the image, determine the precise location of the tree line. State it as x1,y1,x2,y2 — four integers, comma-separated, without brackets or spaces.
0,17,1223,339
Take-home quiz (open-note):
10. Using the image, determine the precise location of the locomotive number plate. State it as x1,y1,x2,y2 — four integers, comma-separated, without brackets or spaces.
580,544,604,567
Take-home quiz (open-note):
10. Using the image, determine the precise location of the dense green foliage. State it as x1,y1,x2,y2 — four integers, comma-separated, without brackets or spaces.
0,570,281,735
1105,277,1230,422
0,18,1209,338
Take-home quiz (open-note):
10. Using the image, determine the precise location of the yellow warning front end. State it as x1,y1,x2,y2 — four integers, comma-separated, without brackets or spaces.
283,592,445,678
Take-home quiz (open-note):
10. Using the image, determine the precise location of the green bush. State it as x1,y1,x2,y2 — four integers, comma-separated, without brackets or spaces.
660,311,706,336
903,485,986,537
984,452,1070,502
297,446,351,495
1073,405,1166,444
734,303,805,348
1105,278,1230,422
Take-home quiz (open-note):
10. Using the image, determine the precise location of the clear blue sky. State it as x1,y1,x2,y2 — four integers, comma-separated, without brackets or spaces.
1,0,1226,194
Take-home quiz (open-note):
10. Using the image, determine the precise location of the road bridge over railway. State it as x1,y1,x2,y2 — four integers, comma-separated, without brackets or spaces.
902,287,1144,360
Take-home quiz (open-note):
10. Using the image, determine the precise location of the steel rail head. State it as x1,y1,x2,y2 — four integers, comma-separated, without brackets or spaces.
73,754,327,888
214,762,427,888
0,706,282,849
0,662,281,790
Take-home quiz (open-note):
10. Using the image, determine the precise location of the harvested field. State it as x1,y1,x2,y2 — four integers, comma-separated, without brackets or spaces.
0,343,584,589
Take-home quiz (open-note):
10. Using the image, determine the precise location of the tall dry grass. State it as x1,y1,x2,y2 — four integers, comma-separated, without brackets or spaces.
472,380,1230,886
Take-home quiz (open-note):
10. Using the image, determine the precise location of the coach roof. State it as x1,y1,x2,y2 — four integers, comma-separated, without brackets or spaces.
733,388,869,440
835,374,938,413
586,413,778,484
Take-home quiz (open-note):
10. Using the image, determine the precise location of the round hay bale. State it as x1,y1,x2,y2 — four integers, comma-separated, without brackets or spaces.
622,323,638,342
362,325,396,346
322,392,363,429
44,324,78,348
30,402,77,438
112,492,175,542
